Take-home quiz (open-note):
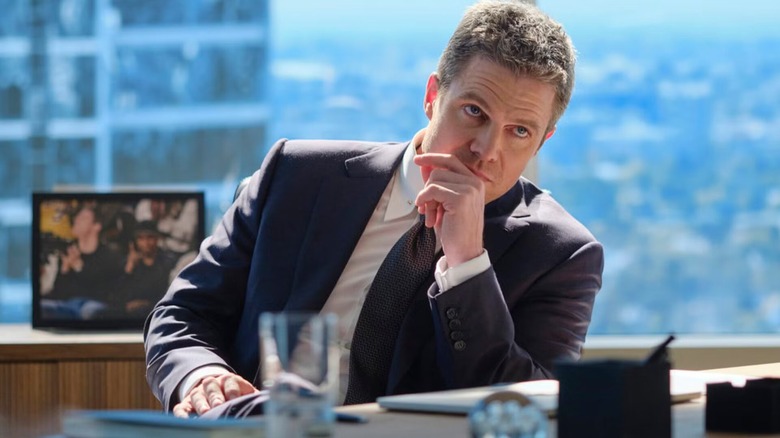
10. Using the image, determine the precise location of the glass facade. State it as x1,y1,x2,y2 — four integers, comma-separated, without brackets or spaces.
0,0,268,322
1,0,779,334
540,1,780,333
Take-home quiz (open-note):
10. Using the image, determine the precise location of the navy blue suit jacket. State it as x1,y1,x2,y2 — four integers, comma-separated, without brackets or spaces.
144,139,604,411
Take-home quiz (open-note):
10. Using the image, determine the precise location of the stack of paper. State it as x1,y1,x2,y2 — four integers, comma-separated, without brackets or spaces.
63,410,265,438
376,370,756,416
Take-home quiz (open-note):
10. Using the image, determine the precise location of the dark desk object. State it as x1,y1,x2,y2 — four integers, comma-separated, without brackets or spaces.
556,334,675,438
706,378,780,433
556,359,672,438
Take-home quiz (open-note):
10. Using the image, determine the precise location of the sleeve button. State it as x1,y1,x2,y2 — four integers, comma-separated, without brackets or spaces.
454,340,466,351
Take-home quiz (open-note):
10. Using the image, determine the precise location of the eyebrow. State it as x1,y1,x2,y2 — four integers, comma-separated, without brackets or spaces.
460,90,544,135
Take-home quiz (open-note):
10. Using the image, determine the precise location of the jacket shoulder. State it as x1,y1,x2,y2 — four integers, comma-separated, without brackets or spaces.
520,178,599,247
278,139,403,161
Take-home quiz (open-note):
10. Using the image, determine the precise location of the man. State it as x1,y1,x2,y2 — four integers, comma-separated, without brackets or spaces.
43,202,122,319
120,220,176,317
145,0,603,418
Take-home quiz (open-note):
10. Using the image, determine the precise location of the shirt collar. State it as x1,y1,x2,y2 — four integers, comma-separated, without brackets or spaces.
385,141,424,221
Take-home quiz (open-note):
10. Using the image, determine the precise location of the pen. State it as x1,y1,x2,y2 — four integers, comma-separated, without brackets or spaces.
643,334,675,365
336,412,368,424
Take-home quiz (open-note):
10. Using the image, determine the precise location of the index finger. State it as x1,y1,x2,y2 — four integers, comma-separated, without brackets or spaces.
222,376,242,400
222,375,258,400
413,153,473,177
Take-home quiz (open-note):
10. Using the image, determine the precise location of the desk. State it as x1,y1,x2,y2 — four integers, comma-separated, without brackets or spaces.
332,363,780,438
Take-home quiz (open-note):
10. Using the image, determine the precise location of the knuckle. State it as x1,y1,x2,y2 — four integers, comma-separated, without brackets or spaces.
202,376,218,385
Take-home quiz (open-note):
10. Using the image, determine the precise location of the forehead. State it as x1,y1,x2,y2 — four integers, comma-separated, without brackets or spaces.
74,208,94,219
446,56,556,128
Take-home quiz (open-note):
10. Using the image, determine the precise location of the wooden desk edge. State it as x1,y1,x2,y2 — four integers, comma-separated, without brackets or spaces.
0,323,145,361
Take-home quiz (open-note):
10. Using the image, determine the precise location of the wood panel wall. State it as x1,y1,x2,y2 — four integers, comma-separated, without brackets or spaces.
0,325,159,437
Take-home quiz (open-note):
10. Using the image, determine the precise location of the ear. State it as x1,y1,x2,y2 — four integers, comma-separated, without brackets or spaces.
424,73,440,120
535,127,556,155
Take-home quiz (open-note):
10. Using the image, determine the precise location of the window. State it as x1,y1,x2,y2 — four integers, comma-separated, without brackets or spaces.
0,0,269,322
2,0,778,335
540,0,780,334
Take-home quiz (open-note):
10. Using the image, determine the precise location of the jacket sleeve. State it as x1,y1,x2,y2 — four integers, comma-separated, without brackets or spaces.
428,238,603,388
143,139,287,411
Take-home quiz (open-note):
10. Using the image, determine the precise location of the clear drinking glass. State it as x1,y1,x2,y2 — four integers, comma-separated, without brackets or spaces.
469,391,548,438
259,312,339,438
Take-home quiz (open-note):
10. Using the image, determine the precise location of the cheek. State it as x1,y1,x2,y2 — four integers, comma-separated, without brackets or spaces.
500,152,533,182
434,127,472,155
424,125,454,154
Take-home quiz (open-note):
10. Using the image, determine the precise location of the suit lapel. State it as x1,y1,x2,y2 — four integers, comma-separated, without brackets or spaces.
284,142,408,312
483,180,532,263
386,266,437,392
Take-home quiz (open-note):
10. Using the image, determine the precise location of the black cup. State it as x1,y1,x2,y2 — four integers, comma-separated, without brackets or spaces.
556,359,671,438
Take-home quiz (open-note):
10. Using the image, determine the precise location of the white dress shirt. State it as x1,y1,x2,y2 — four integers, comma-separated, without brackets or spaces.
178,141,491,403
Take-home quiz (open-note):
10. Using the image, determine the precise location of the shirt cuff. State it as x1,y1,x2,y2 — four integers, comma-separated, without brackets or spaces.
178,365,232,402
433,249,490,294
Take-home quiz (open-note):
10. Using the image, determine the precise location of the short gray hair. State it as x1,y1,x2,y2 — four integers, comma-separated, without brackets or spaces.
437,0,576,129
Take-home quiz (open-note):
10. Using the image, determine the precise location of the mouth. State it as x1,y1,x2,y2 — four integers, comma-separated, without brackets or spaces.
466,166,493,183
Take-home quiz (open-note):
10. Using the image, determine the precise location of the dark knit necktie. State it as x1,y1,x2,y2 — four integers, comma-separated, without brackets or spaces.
344,215,436,404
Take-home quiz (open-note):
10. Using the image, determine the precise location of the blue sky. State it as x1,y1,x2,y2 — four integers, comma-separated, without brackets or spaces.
544,0,780,38
270,0,481,41
271,0,780,42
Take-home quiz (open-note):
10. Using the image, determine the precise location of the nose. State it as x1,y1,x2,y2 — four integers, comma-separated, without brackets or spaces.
469,126,501,162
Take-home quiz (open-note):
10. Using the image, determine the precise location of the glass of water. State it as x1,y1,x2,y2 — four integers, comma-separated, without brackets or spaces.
259,312,339,438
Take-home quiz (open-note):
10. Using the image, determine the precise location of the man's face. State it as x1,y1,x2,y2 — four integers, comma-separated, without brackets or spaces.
421,56,557,203
134,233,159,257
71,208,97,237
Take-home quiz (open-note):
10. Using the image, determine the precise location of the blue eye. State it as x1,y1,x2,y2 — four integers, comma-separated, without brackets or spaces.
514,126,529,138
464,105,482,116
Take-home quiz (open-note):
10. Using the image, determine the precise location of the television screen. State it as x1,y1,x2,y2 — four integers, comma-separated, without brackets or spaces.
32,191,205,330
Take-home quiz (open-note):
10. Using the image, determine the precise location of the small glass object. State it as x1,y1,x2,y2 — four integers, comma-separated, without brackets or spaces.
469,391,547,438
259,312,339,438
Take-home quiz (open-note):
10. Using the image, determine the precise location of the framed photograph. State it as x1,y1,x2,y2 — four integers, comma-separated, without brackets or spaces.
32,191,206,330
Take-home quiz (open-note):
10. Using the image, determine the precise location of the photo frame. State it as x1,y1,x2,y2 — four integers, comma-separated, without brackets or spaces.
32,191,205,330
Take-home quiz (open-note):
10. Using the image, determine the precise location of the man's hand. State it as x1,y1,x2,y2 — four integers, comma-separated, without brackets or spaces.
60,244,84,274
414,153,485,266
125,299,151,314
173,373,258,418
124,242,141,274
